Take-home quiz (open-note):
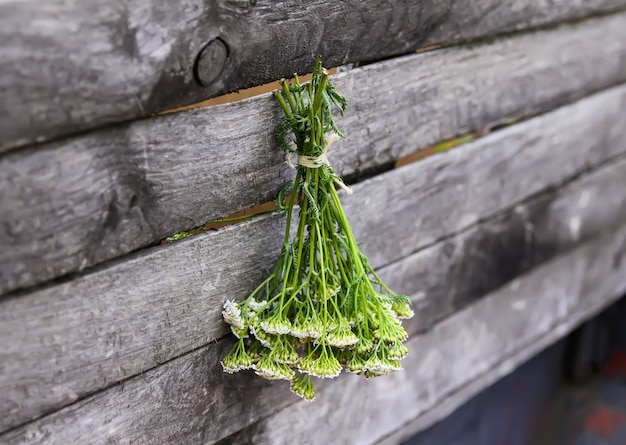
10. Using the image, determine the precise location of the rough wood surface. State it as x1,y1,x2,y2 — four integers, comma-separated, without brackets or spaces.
2,1,625,151
5,224,626,445
2,86,626,434
379,155,626,337
220,226,626,445
3,13,626,296
377,315,624,445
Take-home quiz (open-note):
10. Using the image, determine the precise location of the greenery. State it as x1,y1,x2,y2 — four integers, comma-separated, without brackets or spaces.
221,58,413,401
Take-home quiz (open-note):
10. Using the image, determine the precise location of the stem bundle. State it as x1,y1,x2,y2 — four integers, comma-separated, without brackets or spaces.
221,58,413,401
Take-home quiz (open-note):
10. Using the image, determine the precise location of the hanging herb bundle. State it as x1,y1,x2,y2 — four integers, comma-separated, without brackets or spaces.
221,58,413,401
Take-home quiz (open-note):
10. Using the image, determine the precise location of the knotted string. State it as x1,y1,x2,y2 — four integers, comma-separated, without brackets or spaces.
286,133,353,194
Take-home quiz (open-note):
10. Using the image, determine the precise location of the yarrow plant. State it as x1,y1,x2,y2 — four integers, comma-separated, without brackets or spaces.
221,58,413,401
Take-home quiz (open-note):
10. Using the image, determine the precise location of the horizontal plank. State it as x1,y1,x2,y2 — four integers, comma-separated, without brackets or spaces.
2,1,626,150
379,155,626,337
4,13,626,296
220,226,626,445
2,85,626,434
5,222,626,445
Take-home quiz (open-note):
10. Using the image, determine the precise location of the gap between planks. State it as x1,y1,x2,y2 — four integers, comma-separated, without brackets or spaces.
159,117,515,243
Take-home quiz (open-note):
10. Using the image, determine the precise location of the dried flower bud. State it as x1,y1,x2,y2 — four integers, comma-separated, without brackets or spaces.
327,322,359,348
388,340,409,360
290,374,316,401
221,340,253,373
222,300,245,330
254,355,294,381
260,313,293,335
392,301,415,319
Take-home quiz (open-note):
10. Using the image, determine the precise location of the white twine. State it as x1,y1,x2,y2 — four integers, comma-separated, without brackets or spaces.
286,133,353,194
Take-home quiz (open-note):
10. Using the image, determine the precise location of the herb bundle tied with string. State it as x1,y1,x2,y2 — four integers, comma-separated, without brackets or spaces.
221,58,413,401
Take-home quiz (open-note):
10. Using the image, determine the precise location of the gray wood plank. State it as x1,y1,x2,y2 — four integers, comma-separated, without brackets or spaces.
5,223,626,445
219,226,626,445
378,154,626,338
2,0,625,151
2,86,626,434
4,12,626,296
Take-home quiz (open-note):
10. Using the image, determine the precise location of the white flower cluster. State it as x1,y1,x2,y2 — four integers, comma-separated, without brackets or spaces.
221,300,244,330
220,290,413,400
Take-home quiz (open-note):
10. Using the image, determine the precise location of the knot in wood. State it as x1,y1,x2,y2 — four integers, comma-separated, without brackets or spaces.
195,38,229,86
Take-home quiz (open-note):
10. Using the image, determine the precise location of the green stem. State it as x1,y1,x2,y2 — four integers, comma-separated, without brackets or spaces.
282,170,301,247
274,91,292,119
291,169,310,289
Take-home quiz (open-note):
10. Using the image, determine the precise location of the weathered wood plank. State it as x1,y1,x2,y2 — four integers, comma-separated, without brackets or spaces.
215,227,626,445
2,86,626,434
5,224,626,445
376,325,620,444
378,154,626,338
3,13,626,295
2,1,625,151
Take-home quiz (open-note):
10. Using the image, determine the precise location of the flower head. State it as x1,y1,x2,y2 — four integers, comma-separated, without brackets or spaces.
230,325,249,339
250,319,277,349
388,340,409,360
221,339,253,373
290,316,324,340
346,352,366,374
248,297,268,312
373,312,408,343
247,340,267,364
327,321,359,348
260,312,293,335
290,373,316,401
392,301,414,319
253,354,295,381
363,346,402,377
222,300,245,330
273,337,300,365
298,345,342,378
356,335,374,354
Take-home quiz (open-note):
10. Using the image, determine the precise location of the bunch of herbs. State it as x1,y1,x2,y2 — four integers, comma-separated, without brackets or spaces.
221,58,413,401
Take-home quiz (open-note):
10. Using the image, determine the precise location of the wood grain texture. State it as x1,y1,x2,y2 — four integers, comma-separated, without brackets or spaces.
4,13,626,296
220,226,626,445
2,0,626,151
2,86,626,435
377,320,624,444
378,155,626,338
5,223,626,445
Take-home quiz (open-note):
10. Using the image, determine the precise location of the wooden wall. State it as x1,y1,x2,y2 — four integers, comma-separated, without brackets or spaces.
1,2,626,444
